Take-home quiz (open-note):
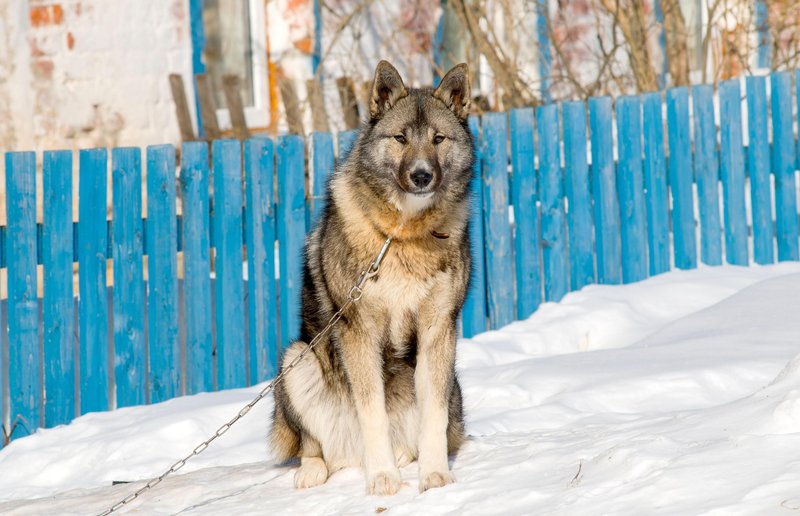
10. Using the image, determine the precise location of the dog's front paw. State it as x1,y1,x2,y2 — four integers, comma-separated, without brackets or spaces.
294,457,329,489
367,469,402,496
419,470,454,492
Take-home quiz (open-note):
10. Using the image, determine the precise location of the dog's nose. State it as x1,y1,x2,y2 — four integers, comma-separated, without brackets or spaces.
410,168,433,188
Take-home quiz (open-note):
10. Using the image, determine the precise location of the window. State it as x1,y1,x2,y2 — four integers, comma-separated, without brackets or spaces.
202,0,255,108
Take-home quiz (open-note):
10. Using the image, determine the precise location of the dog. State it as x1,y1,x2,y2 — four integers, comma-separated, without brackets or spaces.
270,60,474,496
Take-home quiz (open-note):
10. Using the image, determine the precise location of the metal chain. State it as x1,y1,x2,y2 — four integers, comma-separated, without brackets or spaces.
98,237,393,516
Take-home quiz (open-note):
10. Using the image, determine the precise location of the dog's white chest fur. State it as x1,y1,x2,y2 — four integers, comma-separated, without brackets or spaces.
366,262,434,349
394,192,435,216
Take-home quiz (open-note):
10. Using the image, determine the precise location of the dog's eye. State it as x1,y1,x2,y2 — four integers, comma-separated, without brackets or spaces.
394,134,407,144
433,135,445,145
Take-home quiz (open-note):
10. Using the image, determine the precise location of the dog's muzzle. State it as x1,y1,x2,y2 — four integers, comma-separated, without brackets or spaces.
406,159,437,194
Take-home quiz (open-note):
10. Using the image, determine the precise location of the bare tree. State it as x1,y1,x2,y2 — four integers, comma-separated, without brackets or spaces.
596,0,659,92
768,1,800,70
448,0,537,107
273,0,800,130
661,0,690,86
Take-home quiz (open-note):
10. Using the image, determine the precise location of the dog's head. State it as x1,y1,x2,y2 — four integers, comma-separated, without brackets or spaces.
355,60,474,216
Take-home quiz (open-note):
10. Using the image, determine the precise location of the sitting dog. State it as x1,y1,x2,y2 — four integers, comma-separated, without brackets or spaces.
270,60,474,495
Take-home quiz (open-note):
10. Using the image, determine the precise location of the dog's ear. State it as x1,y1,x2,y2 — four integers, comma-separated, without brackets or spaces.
370,60,408,120
434,63,471,121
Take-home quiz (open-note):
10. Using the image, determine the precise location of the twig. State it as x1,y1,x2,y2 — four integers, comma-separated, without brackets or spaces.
568,460,583,488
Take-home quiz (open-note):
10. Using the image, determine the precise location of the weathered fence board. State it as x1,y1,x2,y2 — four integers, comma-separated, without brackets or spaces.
78,148,109,415
537,103,567,301
509,108,541,318
462,116,487,338
112,148,146,408
666,87,697,270
276,135,306,347
563,101,594,292
745,76,774,265
481,112,514,329
692,84,723,266
5,69,800,440
641,92,670,276
244,138,278,383
771,72,799,261
42,150,75,428
616,96,647,284
589,96,622,284
6,152,39,438
147,145,181,400
718,80,749,266
212,140,246,390
180,142,213,394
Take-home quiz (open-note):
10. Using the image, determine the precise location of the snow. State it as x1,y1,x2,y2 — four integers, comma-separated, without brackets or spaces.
3,263,800,515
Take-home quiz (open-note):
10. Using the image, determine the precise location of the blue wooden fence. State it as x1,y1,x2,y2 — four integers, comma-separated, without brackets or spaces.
3,70,800,443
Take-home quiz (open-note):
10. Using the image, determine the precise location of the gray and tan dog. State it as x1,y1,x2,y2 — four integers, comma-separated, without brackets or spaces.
270,60,474,495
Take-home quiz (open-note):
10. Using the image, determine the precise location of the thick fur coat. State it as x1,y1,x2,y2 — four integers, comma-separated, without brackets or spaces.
270,61,474,495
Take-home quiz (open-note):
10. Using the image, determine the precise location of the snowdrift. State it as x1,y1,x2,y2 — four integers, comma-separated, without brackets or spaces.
2,263,800,515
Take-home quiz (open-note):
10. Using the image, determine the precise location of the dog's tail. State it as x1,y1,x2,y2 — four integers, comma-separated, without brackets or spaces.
270,401,301,463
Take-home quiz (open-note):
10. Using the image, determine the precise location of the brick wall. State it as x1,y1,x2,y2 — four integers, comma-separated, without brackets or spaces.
0,0,193,152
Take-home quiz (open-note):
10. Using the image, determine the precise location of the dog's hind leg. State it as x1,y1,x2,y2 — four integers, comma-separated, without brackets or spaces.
294,434,329,488
270,395,301,464
278,340,357,485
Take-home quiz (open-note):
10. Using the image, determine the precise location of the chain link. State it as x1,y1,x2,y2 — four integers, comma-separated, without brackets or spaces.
98,237,393,516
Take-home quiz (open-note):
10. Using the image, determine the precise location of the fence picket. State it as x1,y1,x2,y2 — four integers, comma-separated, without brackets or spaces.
180,142,213,394
641,92,670,276
146,146,180,401
563,101,594,290
537,104,568,300
745,76,774,265
616,96,648,283
277,135,306,347
772,71,799,261
509,108,541,317
666,87,698,270
718,80,749,265
691,84,723,266
481,112,514,329
211,140,246,390
78,148,109,415
244,138,278,383
462,116,487,338
112,148,146,408
589,96,622,284
6,152,39,438
43,150,75,428
310,132,335,228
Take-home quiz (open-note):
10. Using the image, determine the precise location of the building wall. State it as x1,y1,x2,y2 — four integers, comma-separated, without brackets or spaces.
0,0,193,153
0,0,449,151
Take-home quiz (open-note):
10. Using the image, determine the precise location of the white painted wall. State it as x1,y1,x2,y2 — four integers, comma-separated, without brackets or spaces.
0,0,193,153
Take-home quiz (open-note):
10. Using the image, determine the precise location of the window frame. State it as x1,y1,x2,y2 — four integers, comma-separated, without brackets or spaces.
214,0,271,131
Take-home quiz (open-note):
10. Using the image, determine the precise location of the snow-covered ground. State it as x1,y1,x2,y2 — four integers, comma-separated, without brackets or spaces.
3,263,800,515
